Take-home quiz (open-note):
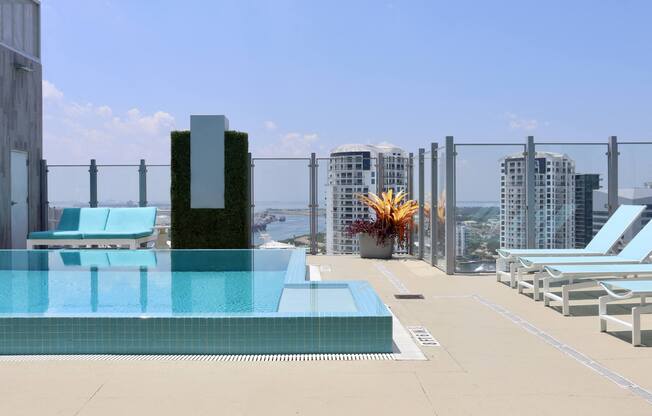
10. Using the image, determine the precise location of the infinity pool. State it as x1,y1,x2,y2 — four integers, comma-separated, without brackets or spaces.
0,249,392,355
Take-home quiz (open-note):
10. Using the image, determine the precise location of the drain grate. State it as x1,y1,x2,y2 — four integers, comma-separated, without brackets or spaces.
395,294,424,300
0,353,396,363
407,326,440,347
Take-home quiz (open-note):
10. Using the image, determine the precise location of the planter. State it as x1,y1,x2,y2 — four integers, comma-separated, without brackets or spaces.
359,233,393,259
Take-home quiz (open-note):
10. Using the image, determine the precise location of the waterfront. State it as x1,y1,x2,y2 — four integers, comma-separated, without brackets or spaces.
253,213,326,246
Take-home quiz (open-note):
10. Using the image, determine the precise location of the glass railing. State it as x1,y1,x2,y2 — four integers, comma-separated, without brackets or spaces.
251,158,311,250
454,144,525,273
617,142,652,235
535,143,608,250
96,165,140,208
46,165,90,230
46,162,170,246
435,145,447,271
42,137,650,274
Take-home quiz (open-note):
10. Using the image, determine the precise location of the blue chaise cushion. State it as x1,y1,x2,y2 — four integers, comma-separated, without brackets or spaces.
28,230,83,239
81,230,154,239
57,208,110,232
81,207,157,239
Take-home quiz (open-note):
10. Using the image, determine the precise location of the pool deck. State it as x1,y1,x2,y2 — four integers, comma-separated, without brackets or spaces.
3,255,652,415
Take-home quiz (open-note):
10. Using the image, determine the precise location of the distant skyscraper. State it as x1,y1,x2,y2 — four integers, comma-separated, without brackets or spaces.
500,152,575,249
592,183,652,244
456,223,467,256
326,144,408,254
574,174,600,248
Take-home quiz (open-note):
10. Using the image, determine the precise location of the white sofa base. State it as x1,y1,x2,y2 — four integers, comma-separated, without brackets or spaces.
26,234,157,250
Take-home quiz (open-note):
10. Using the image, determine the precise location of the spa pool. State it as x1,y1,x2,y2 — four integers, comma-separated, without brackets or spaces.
0,249,392,354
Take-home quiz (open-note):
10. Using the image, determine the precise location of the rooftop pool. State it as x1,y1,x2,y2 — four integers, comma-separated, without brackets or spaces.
0,249,392,355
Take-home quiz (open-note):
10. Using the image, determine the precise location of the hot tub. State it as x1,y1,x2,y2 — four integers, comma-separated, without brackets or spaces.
0,249,392,355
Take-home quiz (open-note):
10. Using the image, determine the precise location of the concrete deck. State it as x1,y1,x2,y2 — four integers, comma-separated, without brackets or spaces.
2,256,652,415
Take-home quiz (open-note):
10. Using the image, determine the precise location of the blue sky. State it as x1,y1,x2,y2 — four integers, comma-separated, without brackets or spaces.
41,0,652,202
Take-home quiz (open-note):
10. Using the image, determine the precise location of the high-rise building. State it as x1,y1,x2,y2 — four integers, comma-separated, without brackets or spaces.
326,144,408,254
500,152,575,249
592,184,652,243
456,223,467,256
574,174,601,248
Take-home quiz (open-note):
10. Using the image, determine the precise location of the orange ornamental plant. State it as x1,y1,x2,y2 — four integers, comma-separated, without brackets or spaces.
346,190,419,247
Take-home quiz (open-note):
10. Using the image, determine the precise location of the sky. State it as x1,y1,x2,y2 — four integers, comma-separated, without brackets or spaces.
41,0,652,203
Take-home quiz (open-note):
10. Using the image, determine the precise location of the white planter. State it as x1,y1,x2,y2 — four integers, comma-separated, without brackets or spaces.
359,233,393,259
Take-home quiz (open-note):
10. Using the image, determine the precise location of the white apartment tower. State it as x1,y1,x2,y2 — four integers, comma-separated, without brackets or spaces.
500,152,575,249
326,144,408,254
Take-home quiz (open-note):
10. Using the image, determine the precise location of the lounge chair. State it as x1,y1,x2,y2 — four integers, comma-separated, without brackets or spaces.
598,280,652,346
516,221,652,306
495,205,645,288
517,217,652,304
27,207,157,249
542,263,652,316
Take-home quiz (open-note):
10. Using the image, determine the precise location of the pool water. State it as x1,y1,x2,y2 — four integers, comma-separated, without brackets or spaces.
0,270,288,315
0,249,392,355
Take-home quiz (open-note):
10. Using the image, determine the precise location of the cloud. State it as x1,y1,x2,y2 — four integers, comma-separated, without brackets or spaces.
254,131,320,157
263,120,278,131
43,80,176,164
42,80,63,100
505,112,539,131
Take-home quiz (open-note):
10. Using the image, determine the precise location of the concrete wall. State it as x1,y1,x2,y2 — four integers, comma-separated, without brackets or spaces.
0,45,43,248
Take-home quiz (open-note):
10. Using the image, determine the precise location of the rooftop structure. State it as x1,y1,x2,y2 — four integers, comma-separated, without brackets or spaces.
0,0,42,248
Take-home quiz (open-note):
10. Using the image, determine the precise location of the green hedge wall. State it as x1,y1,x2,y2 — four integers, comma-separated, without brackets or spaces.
170,130,250,248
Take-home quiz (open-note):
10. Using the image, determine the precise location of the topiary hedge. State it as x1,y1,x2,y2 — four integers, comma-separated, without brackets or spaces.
170,130,250,248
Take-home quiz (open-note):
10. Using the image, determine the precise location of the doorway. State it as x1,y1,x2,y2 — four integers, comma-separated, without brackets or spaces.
10,151,28,249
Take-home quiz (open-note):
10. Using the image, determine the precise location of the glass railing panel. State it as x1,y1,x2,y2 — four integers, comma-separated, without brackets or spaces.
147,165,171,248
617,142,652,237
455,144,525,273
535,144,608,250
435,146,447,271
146,165,171,210
421,151,432,263
323,155,379,255
314,158,329,254
46,165,89,230
393,154,412,255
96,165,140,208
252,159,310,250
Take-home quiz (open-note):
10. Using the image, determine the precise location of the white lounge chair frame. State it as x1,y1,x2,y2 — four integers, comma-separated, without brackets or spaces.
598,281,652,346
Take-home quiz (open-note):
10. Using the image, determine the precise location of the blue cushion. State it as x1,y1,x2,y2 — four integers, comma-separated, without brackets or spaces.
104,207,157,232
28,231,83,240
57,208,109,232
82,229,154,239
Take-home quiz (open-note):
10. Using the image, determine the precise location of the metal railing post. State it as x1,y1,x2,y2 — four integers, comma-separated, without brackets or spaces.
309,153,318,255
138,159,147,207
40,159,49,230
445,136,456,274
430,143,438,266
408,152,414,255
376,152,384,194
89,159,98,207
248,153,254,248
525,136,536,249
607,136,619,216
418,148,425,259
